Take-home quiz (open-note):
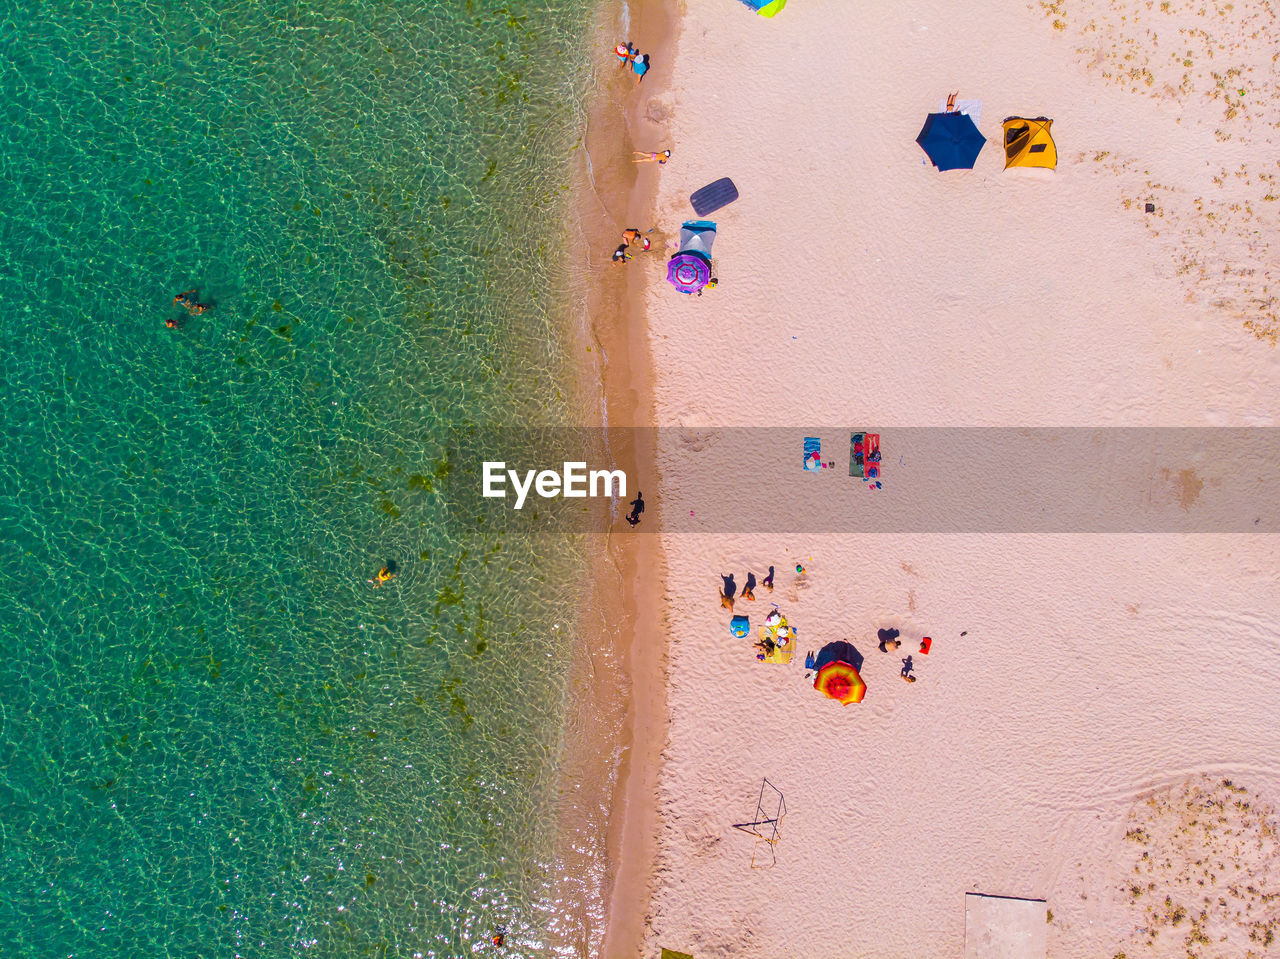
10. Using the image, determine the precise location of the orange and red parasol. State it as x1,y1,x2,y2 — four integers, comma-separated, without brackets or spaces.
814,660,866,705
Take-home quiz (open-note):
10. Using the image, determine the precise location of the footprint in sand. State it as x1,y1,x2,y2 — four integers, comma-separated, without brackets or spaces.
682,814,721,855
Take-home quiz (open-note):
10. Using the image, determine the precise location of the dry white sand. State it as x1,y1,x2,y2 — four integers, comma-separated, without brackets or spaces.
631,0,1280,955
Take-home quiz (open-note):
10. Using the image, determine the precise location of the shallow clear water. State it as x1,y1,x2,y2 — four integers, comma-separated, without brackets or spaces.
0,2,596,955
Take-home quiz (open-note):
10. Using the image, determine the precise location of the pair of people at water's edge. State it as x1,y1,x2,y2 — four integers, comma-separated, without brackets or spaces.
613,226,651,264
614,40,651,84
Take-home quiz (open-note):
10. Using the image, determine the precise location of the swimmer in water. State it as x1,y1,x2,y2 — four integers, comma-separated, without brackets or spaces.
174,289,209,315
369,561,398,587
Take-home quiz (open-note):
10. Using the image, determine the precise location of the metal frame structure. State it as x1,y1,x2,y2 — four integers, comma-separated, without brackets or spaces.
731,778,786,868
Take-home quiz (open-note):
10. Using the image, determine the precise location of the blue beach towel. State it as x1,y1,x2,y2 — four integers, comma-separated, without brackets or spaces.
803,436,821,472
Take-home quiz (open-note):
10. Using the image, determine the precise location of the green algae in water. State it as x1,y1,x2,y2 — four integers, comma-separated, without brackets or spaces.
0,1,596,956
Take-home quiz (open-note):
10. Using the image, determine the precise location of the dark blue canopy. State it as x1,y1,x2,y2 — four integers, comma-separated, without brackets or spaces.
813,640,863,674
916,112,987,171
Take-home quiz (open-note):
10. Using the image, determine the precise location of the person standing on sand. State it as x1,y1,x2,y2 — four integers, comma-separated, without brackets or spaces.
633,53,650,84
615,42,636,68
719,573,736,611
900,655,917,682
762,566,774,592
626,491,645,526
741,571,756,601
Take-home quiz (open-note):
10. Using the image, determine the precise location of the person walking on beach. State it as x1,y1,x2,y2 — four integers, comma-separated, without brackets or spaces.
900,655,917,682
626,490,645,526
762,565,774,592
719,573,736,611
633,149,671,164
741,571,757,601
615,42,636,68
633,53,650,84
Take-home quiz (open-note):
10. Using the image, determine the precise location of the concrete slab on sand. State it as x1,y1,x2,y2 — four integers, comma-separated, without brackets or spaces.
964,893,1048,959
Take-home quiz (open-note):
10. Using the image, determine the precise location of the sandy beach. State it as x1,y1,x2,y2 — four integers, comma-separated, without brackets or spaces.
605,0,1280,956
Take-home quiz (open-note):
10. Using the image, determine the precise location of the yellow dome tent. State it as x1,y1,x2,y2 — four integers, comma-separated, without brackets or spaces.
1002,117,1056,170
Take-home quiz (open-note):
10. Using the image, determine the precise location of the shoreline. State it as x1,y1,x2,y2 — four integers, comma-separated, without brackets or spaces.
551,0,678,955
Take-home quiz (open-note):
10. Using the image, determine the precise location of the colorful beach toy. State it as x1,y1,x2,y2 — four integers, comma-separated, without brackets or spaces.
737,0,788,17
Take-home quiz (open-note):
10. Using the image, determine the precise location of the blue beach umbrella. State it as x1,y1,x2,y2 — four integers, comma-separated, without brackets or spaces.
667,252,711,294
916,111,987,171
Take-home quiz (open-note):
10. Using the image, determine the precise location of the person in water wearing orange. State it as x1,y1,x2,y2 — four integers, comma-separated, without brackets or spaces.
369,561,397,587
632,149,671,164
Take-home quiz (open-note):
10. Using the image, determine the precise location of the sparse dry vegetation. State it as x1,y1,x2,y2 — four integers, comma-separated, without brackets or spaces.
1109,777,1280,958
1037,0,1280,343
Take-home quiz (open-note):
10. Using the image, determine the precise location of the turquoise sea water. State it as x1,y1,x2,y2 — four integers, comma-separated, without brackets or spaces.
0,2,598,956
